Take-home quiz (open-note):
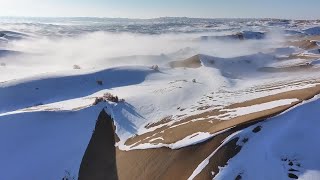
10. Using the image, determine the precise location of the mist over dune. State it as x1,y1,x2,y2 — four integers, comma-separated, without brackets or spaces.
0,28,288,81
1,17,320,180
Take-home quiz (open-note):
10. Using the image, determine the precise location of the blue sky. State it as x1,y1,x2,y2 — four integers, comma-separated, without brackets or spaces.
1,0,320,19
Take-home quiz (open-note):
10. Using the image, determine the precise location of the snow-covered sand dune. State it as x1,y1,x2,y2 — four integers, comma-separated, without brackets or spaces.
1,17,320,180
0,66,154,113
207,96,320,180
0,105,104,180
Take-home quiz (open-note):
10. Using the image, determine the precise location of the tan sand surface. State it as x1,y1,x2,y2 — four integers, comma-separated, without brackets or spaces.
169,55,201,68
79,109,256,180
125,84,320,147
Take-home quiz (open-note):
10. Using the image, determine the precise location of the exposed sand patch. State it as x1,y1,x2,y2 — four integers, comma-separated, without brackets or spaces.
79,109,265,180
259,64,313,73
193,138,241,179
80,86,319,178
304,35,320,41
247,79,318,93
117,130,240,180
125,84,320,147
169,55,201,68
287,40,318,50
277,54,319,60
145,116,173,129
79,109,250,180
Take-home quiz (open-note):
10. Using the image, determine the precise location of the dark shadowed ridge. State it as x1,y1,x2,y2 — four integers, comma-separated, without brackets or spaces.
78,107,269,180
79,109,118,180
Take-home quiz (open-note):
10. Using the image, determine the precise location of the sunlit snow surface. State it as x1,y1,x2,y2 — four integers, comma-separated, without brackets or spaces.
1,17,320,179
212,96,320,180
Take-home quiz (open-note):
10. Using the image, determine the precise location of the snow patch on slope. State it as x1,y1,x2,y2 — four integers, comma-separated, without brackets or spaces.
218,99,299,120
0,104,105,180
214,96,320,180
304,26,320,35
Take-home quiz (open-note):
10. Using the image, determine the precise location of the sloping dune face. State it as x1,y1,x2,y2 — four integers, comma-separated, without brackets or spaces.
287,40,318,50
169,55,202,68
1,17,320,180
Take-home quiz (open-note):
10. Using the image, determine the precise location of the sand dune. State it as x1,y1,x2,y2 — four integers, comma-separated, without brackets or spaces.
200,31,266,41
287,40,318,50
79,109,255,180
79,110,118,180
169,55,202,68
2,18,320,180
124,84,320,148
80,80,320,179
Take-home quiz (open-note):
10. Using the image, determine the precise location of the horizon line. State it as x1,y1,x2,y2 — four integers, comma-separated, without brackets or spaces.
0,16,318,21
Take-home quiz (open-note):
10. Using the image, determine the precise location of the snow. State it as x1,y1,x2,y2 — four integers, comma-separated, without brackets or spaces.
123,128,231,150
188,131,241,180
213,96,320,180
219,99,299,120
0,104,105,180
311,59,320,66
242,31,266,39
0,66,154,113
306,49,320,55
2,48,319,153
299,170,320,180
304,26,320,35
1,18,320,179
199,53,277,78
0,31,29,41
200,31,266,41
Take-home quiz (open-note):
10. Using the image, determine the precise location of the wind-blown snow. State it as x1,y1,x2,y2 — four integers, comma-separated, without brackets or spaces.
1,17,320,180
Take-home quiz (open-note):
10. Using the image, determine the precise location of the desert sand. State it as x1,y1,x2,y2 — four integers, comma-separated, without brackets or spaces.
79,82,320,179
